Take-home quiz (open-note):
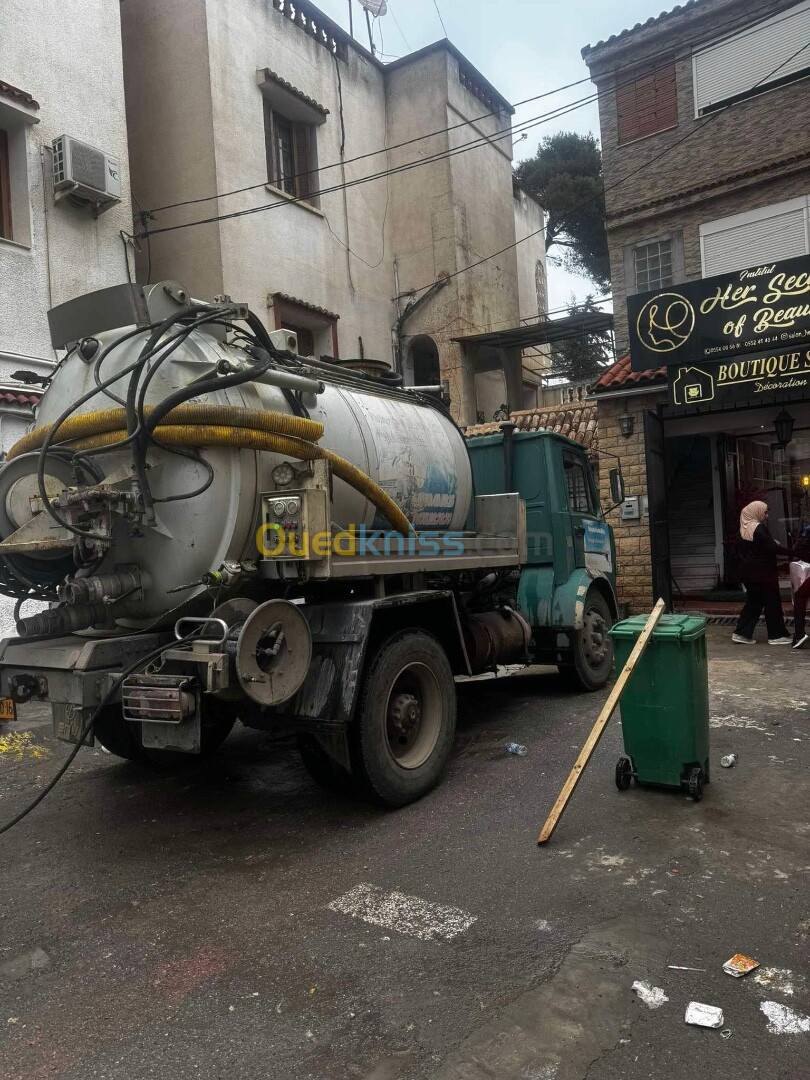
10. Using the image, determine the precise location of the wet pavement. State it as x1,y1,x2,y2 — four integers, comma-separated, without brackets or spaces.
0,628,808,1079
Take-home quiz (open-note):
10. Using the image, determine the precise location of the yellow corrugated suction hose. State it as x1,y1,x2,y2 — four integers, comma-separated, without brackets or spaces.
68,424,415,537
6,405,323,461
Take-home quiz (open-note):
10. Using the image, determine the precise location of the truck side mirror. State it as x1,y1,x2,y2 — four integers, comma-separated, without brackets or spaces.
609,467,625,509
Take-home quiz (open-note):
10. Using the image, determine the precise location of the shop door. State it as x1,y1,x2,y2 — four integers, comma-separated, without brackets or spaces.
644,410,673,610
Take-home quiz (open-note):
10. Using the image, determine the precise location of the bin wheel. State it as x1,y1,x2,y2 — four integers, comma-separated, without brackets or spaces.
615,756,632,791
688,767,704,802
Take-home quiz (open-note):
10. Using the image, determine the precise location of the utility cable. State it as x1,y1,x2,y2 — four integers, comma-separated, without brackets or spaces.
138,94,599,240
140,2,799,219
395,36,810,300
432,0,448,38
0,631,204,837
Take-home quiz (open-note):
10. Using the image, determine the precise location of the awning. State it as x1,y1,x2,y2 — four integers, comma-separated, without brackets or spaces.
451,311,614,351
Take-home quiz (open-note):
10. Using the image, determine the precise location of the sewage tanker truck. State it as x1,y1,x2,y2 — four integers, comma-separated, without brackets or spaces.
0,284,620,805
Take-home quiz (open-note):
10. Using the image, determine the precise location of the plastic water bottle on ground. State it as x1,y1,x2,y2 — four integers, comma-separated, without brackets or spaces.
505,742,528,757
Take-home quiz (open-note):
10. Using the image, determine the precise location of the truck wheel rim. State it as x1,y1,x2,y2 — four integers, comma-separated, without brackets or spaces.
385,662,442,770
583,607,608,668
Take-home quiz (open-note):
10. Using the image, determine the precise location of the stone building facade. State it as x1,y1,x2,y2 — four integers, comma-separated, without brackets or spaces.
584,0,810,612
121,0,547,426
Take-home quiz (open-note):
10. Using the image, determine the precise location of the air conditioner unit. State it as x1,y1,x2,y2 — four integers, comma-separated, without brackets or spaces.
52,135,121,211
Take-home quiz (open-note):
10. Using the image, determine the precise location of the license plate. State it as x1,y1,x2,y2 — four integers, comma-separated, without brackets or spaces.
0,697,17,722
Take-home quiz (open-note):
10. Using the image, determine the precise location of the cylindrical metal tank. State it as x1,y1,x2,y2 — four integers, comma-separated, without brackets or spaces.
18,326,472,623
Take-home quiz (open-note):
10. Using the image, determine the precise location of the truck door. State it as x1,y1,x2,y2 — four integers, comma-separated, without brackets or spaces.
560,448,614,580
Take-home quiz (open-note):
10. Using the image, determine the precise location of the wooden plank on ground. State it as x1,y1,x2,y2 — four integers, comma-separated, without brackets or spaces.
536,598,666,846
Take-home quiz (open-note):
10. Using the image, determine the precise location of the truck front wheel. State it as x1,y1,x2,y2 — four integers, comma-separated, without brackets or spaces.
351,630,456,807
558,590,614,692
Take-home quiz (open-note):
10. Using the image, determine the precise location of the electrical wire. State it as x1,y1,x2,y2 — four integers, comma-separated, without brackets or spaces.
140,2,801,219
395,36,810,300
139,94,598,240
387,0,412,52
432,0,448,38
0,630,204,837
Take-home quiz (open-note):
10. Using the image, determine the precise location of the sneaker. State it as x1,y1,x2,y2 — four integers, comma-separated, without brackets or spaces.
731,633,756,644
793,634,809,650
768,636,793,645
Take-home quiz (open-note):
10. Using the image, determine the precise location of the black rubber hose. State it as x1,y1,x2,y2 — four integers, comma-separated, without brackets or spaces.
0,630,205,836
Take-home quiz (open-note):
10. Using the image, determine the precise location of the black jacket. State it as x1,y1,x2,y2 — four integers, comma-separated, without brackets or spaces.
737,523,789,583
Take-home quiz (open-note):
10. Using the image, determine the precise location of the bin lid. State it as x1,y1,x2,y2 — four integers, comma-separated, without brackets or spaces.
609,613,707,641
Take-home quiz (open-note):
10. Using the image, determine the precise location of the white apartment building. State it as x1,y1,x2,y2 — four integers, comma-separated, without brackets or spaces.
0,0,133,452
120,0,547,425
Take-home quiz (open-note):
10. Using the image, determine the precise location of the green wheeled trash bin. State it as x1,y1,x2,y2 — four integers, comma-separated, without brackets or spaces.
608,614,710,801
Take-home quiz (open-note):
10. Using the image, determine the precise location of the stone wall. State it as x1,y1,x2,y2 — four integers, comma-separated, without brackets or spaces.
583,0,810,354
608,169,810,354
597,391,667,614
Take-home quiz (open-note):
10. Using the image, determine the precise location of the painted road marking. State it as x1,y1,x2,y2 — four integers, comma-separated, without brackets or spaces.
759,1000,810,1034
328,884,477,942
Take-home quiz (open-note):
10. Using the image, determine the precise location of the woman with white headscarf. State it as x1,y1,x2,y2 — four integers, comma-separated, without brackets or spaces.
732,500,792,645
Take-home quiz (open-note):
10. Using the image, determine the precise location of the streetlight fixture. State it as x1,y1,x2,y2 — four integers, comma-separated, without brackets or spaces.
618,414,635,439
774,409,795,448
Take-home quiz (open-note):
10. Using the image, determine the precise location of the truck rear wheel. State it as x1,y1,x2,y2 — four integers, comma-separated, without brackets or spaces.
558,590,614,692
93,699,237,763
351,630,456,807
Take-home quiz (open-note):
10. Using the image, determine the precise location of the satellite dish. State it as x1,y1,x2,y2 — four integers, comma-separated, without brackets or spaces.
358,0,388,15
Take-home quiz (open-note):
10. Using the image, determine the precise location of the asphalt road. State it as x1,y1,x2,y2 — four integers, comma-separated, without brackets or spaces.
0,628,808,1079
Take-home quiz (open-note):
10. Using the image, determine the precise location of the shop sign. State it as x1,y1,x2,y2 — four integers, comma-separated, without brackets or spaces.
669,347,810,409
628,254,810,371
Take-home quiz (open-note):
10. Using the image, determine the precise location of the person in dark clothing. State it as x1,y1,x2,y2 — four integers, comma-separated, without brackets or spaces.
791,524,810,650
732,500,792,645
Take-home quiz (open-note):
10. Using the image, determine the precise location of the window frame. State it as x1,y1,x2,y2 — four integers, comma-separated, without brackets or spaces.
563,450,597,516
615,61,678,146
0,127,12,240
624,232,685,298
692,0,810,117
698,195,810,276
264,103,317,206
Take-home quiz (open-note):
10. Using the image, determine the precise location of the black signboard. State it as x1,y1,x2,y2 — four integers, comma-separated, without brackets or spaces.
628,254,810,372
669,346,810,410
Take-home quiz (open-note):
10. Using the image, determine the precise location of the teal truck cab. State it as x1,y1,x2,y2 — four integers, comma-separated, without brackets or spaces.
466,427,620,690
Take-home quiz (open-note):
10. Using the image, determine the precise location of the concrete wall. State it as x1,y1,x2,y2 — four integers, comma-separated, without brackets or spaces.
513,188,547,323
120,3,537,424
387,48,523,423
121,0,224,302
0,0,132,371
207,0,394,363
585,0,810,353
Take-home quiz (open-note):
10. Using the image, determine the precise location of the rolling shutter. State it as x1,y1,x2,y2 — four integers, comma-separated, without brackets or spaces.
700,196,809,276
693,0,810,114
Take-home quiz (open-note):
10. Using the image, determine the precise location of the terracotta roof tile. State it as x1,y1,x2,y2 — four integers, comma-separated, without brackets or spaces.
465,402,599,451
592,353,667,392
272,293,340,321
0,80,39,109
0,389,41,408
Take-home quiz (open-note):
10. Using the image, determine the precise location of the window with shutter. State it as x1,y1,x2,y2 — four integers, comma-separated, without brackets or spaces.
616,63,677,144
700,196,810,276
693,0,810,115
263,106,318,205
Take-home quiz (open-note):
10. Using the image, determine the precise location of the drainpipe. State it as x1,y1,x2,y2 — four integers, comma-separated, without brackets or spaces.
391,277,449,377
